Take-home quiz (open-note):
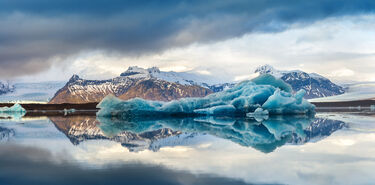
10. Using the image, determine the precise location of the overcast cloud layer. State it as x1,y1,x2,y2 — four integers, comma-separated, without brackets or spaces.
1,0,375,78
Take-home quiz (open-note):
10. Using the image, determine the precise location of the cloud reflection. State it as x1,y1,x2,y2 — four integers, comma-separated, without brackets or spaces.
0,144,279,185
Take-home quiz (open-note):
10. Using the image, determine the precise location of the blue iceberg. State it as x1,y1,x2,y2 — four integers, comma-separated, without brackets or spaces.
0,103,26,120
0,103,26,113
97,74,315,118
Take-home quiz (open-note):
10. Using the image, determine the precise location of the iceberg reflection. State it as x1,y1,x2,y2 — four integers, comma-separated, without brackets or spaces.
49,115,347,153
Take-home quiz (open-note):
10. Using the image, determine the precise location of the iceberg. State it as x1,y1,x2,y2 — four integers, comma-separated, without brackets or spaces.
0,103,26,113
0,103,26,120
63,108,76,116
97,74,315,118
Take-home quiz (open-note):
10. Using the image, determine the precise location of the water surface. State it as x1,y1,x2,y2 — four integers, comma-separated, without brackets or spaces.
0,113,375,185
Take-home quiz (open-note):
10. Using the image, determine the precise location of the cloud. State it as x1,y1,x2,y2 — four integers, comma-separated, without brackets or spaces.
1,0,375,77
329,68,355,77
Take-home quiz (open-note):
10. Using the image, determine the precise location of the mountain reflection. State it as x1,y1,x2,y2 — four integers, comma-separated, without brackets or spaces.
48,115,347,153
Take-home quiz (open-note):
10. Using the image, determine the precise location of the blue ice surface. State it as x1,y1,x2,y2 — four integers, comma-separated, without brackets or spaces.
97,74,315,118
96,115,316,153
0,103,26,120
0,103,26,113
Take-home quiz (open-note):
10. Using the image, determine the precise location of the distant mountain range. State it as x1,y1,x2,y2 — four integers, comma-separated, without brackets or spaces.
1,65,346,103
120,66,234,92
255,64,345,99
49,66,232,104
0,81,65,103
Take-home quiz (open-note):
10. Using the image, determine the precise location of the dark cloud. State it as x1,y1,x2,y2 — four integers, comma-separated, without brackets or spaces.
0,0,374,77
0,144,280,185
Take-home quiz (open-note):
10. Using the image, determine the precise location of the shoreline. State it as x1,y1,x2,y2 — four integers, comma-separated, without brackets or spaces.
1,99,375,110
0,100,375,111
1,100,375,117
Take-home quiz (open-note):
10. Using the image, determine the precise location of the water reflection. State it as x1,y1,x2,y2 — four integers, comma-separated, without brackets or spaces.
0,111,25,120
1,114,374,185
48,115,347,153
0,144,273,185
0,126,15,142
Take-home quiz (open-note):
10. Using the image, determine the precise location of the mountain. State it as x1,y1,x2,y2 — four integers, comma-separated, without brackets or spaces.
118,79,213,101
120,66,235,92
0,81,65,103
255,64,345,99
0,81,14,95
49,71,212,104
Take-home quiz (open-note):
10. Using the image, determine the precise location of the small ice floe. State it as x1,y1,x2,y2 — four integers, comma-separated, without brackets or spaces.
63,108,76,116
371,105,375,111
246,107,269,116
246,108,269,122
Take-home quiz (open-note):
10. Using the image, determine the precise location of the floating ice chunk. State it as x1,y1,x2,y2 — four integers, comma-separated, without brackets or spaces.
0,104,26,120
262,89,315,114
246,108,269,121
97,74,315,118
63,108,76,116
247,108,269,116
0,103,26,113
370,105,375,111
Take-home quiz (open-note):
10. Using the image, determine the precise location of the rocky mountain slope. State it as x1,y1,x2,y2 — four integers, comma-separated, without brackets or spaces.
49,71,212,104
118,78,213,101
255,64,345,99
120,66,234,92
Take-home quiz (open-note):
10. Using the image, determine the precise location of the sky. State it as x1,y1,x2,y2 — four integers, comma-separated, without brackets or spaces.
1,0,375,83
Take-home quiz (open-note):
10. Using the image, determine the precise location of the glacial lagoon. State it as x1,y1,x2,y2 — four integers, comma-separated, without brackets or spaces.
0,113,375,185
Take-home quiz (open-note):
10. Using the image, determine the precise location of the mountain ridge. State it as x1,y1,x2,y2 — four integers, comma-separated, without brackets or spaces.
254,64,345,99
49,73,213,104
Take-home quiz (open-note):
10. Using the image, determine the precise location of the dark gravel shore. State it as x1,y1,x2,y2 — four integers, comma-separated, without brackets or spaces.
1,99,375,116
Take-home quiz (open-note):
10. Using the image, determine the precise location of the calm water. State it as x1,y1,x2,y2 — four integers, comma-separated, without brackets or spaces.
0,113,375,185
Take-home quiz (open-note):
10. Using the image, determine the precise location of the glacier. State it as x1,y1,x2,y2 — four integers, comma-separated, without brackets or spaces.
97,74,315,118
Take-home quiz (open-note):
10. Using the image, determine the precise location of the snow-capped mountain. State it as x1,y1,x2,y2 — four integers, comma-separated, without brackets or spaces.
49,72,212,104
0,81,14,95
120,66,235,92
255,64,345,99
0,81,65,103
